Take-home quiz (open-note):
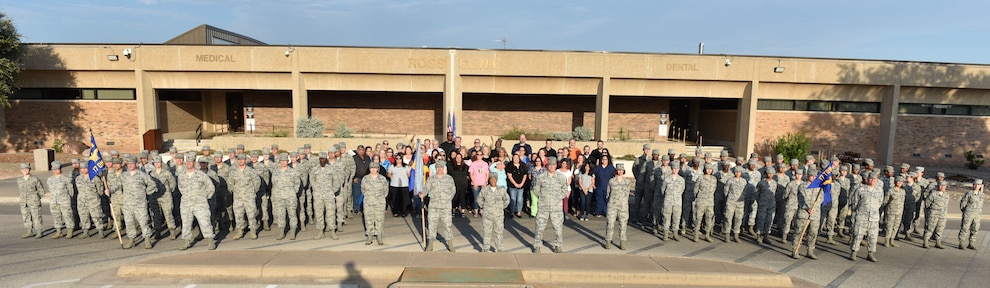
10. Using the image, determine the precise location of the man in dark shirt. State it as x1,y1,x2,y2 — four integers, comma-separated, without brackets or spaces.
440,132,456,160
511,134,533,156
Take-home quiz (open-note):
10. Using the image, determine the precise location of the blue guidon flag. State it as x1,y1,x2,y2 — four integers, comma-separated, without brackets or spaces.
87,130,106,180
807,161,836,207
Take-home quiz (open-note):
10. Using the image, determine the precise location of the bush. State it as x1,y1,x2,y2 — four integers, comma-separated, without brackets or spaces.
296,117,325,138
572,126,593,141
965,150,984,170
333,122,355,138
771,132,811,162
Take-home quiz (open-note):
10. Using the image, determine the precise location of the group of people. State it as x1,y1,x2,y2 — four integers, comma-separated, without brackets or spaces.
15,135,984,262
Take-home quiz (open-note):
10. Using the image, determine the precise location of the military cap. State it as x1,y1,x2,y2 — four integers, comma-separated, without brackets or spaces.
695,147,703,155
152,156,163,163
733,166,745,173
111,158,122,165
937,181,947,187
332,144,340,151
790,159,800,165
547,157,558,166
661,155,670,161
895,176,905,182
50,161,61,170
670,162,681,170
435,160,447,167
227,148,236,154
642,144,651,150
277,154,290,162
236,144,245,150
704,152,712,158
885,165,894,172
110,150,120,156
975,179,984,185
318,152,328,159
338,142,347,148
678,153,687,159
369,161,381,169
262,147,272,154
20,163,31,169
202,146,211,151
805,155,815,161
70,158,79,164
651,149,660,155
667,148,677,155
303,144,311,149
616,163,625,171
936,172,945,178
763,156,772,162
168,147,178,153
750,152,759,159
720,150,729,157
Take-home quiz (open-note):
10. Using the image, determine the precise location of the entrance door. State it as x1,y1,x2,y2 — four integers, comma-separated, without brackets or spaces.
226,92,244,132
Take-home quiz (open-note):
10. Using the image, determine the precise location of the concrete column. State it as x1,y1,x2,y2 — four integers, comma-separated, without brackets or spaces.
291,58,308,135
443,50,462,139
877,84,900,165
595,77,611,141
135,69,158,149
734,81,758,157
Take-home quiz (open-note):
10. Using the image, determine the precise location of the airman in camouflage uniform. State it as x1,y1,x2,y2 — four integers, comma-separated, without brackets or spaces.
479,173,510,252
794,172,824,260
46,161,75,239
120,158,157,249
148,157,179,240
959,179,984,250
228,154,261,240
18,164,45,239
923,181,950,249
882,176,906,247
850,172,882,262
423,161,456,252
605,163,633,249
781,169,804,244
723,167,748,242
177,155,218,250
75,166,106,238
310,152,342,240
362,162,389,245
271,154,301,240
533,157,569,253
661,162,686,241
692,163,717,242
754,168,777,244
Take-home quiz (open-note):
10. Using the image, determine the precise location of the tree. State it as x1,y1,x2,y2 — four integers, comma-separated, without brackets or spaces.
0,12,22,107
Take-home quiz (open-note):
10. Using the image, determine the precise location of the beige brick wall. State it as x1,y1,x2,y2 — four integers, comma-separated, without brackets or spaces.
754,111,880,158
3,100,140,152
894,115,990,166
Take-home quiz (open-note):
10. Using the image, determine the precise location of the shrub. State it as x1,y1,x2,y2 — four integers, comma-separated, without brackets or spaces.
771,132,811,162
965,150,984,170
296,117,325,138
333,122,355,138
572,126,593,141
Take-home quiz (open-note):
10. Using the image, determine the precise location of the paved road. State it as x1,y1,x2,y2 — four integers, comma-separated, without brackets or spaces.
1,201,988,288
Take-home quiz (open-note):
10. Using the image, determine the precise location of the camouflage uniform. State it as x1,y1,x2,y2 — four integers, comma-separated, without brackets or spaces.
959,181,984,249
310,158,343,238
923,183,950,248
723,169,748,239
883,179,906,246
271,163,301,239
692,172,718,240
850,180,883,259
47,171,76,236
533,159,569,252
661,166,685,240
176,167,217,248
605,172,633,247
362,170,389,243
478,182,510,252
18,169,45,237
148,166,178,238
425,168,456,250
75,173,106,236
120,169,157,247
228,161,262,238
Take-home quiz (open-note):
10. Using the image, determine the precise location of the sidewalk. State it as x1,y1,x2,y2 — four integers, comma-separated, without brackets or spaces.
116,250,795,287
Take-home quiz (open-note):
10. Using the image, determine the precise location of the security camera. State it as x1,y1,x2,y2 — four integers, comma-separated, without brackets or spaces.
123,48,132,59
724,59,731,67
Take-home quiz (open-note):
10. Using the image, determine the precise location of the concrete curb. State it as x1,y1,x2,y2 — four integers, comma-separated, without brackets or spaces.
117,250,793,287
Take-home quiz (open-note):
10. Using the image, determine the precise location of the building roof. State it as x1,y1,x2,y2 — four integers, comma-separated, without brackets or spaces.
164,24,266,46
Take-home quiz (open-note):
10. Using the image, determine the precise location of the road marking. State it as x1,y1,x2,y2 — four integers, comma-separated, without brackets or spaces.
22,279,79,288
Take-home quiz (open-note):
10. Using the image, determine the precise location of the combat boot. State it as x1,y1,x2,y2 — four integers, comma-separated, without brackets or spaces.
922,239,930,248
604,242,611,249
447,239,455,252
935,241,944,249
52,228,63,239
328,230,337,240
618,241,626,250
21,229,34,238
365,235,373,245
276,229,286,240
249,229,258,240
748,225,756,236
123,238,135,249
376,235,384,246
207,238,217,250
425,240,433,251
314,231,324,240
169,228,179,240
66,229,75,239
233,230,245,240
867,252,878,262
144,237,153,249
849,250,858,261
807,248,818,260
80,229,90,239
179,240,192,250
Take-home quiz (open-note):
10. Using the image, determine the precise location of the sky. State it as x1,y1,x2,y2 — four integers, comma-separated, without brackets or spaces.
2,0,989,64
